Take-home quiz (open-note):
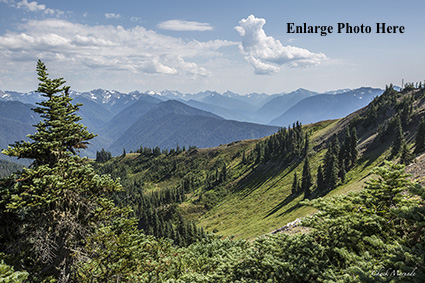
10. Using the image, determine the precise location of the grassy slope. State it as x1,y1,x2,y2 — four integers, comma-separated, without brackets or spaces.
104,122,377,240
195,120,390,239
195,87,425,239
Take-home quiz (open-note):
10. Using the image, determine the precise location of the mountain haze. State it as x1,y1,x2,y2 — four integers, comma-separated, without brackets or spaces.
0,101,37,163
256,88,319,124
109,100,279,155
270,87,383,126
99,95,162,142
0,87,385,159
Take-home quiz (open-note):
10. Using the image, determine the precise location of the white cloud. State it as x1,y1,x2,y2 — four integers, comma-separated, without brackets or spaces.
158,20,213,31
16,0,44,12
235,15,327,75
2,0,63,16
130,16,141,22
105,13,121,19
0,19,235,78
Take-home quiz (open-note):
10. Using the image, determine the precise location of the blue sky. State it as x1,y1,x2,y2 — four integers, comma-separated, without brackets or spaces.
0,0,424,94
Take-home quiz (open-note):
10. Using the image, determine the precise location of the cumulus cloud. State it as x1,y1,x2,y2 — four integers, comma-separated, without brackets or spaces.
0,19,235,77
157,20,213,31
17,0,44,12
3,0,63,16
105,13,121,19
235,15,327,74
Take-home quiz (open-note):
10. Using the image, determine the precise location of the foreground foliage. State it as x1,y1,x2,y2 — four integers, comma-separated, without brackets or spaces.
77,162,424,282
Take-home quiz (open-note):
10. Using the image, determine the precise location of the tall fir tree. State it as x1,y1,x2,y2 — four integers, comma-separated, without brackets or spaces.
242,150,247,164
0,61,123,281
349,126,358,166
415,116,425,154
342,127,351,169
391,116,405,157
316,164,326,192
301,156,313,199
303,135,310,157
291,172,299,195
399,143,413,165
324,147,339,191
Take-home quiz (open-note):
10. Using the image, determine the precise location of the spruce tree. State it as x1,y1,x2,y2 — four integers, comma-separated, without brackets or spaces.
349,126,358,165
324,146,339,191
242,150,247,164
220,164,227,182
0,61,122,280
415,116,425,154
316,164,325,192
301,156,313,198
291,172,299,195
304,135,310,157
342,127,351,169
399,143,413,165
324,149,338,191
391,116,405,157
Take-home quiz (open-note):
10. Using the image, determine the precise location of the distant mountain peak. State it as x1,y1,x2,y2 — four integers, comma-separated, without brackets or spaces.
294,88,309,92
222,90,239,97
323,88,352,95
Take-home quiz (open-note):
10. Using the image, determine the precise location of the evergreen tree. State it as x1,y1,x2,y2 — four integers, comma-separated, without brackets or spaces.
324,146,339,191
399,143,413,165
316,164,326,192
415,116,425,154
339,167,346,184
331,135,340,158
0,61,123,280
303,135,310,157
96,148,112,163
342,127,351,169
291,172,299,195
301,156,312,198
327,162,339,191
391,117,405,157
350,126,358,165
325,152,339,191
219,164,227,182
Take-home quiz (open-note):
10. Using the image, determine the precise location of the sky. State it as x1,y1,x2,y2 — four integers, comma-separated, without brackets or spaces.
0,0,424,94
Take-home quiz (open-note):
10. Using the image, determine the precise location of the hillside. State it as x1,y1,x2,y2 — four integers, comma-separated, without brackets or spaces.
99,95,162,142
72,96,114,131
94,84,425,240
269,87,383,126
0,100,39,125
256,88,319,124
182,99,254,122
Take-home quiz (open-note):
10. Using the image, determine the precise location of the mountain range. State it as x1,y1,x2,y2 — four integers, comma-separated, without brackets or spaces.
0,86,383,158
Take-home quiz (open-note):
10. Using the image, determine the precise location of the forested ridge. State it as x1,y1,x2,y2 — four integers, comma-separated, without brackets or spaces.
0,62,424,282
